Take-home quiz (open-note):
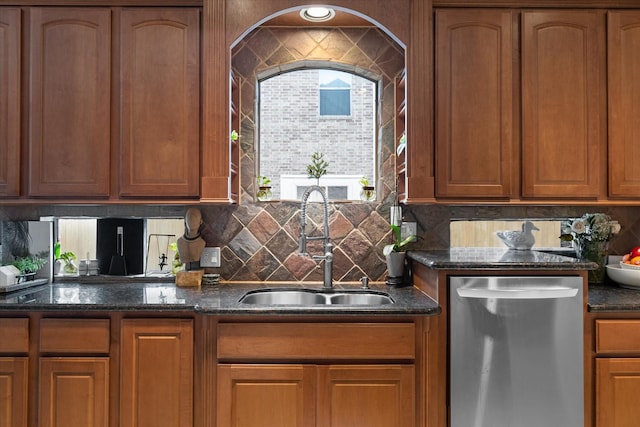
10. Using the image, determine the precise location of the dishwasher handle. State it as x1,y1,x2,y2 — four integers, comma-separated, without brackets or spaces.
456,285,579,300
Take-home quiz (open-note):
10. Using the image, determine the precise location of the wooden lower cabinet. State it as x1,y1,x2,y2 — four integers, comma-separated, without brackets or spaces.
217,364,315,427
217,364,415,427
596,358,640,427
38,358,109,427
0,357,28,427
595,319,640,427
317,365,415,427
120,319,194,427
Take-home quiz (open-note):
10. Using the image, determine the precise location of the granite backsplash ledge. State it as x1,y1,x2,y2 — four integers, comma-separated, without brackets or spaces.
2,204,640,282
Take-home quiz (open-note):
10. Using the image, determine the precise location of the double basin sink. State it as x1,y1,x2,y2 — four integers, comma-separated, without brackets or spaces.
240,288,394,306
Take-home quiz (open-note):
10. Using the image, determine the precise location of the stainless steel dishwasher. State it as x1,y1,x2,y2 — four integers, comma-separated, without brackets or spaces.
449,276,583,427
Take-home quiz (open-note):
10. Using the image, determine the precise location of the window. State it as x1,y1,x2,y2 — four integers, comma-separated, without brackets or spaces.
319,70,351,116
258,68,376,201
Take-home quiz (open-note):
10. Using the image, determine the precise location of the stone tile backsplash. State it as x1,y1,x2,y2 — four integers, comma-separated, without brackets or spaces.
2,203,640,282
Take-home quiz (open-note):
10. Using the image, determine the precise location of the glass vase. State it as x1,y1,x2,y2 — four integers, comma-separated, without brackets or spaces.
256,186,273,201
575,240,608,284
359,186,376,202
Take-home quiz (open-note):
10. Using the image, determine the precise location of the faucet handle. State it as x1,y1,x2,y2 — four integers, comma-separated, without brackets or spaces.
360,276,370,289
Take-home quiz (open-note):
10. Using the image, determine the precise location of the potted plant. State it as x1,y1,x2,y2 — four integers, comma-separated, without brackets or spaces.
382,224,415,283
306,151,329,185
256,175,273,201
12,255,47,283
359,177,376,202
58,251,78,276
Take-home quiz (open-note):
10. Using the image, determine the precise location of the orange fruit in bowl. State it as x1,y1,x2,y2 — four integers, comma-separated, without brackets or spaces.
631,256,640,265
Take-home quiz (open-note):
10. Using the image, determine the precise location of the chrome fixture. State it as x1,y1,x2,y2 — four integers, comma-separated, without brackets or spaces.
299,7,336,22
299,186,333,288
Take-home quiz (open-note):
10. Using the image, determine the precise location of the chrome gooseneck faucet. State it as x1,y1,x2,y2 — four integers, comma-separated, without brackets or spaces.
299,185,333,288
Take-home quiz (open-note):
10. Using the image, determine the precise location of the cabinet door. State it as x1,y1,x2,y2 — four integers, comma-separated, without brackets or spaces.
435,9,515,198
608,12,640,198
38,357,109,427
119,8,200,197
521,11,605,198
0,357,28,427
596,358,640,427
217,364,315,427
0,8,20,197
28,8,111,197
317,365,415,427
120,319,193,427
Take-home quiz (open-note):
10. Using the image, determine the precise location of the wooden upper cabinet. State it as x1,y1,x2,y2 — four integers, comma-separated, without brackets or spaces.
435,9,515,198
608,12,640,199
521,11,605,199
28,8,111,198
119,8,200,198
0,8,20,198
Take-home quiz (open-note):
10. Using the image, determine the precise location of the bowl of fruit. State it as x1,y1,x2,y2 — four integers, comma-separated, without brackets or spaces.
606,246,640,289
620,246,640,270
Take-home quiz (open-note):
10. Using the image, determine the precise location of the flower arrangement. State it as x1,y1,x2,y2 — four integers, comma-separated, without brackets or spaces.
560,213,620,245
560,213,620,283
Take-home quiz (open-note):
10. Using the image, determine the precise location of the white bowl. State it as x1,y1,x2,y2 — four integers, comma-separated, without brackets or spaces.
620,261,640,270
606,264,640,289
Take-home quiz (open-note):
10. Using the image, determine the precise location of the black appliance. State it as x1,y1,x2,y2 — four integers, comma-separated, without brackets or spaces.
96,218,144,275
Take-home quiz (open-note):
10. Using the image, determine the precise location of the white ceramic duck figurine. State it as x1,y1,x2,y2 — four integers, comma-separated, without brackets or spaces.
496,221,540,250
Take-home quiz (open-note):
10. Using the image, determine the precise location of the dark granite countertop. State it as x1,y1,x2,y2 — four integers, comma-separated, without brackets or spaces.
408,249,640,312
588,284,640,312
0,280,439,316
408,248,597,270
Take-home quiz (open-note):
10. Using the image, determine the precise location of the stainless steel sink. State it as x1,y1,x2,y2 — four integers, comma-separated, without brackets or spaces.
328,293,393,305
239,289,394,305
239,290,327,305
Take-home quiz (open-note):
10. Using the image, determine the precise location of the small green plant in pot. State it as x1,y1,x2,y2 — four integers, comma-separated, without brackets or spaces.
359,177,376,202
12,255,47,282
256,175,273,201
306,151,329,185
383,224,415,282
13,255,46,274
59,252,78,275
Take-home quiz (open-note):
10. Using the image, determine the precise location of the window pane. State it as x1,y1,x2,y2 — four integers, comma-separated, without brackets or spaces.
327,186,348,199
320,89,350,115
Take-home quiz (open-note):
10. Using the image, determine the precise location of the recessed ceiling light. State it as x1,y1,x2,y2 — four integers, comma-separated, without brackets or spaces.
300,7,336,22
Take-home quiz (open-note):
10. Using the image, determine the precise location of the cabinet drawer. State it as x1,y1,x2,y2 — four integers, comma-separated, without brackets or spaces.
218,323,415,361
596,320,640,354
0,318,29,353
40,319,110,354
